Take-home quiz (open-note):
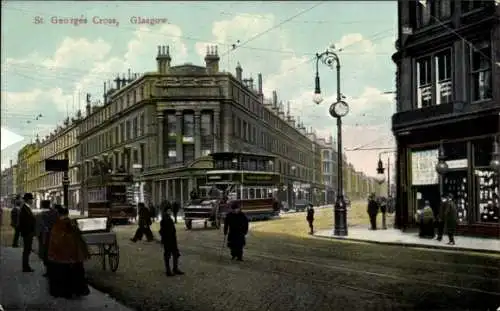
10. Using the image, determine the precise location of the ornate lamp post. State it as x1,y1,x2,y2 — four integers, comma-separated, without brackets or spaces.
313,46,349,236
375,157,386,185
435,140,449,176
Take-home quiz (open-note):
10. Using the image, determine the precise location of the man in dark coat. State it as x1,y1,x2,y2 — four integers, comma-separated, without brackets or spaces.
148,203,157,222
444,194,457,245
367,193,379,230
379,197,388,229
37,200,58,277
436,195,447,241
171,201,180,224
10,195,21,247
223,201,249,261
159,202,184,276
18,193,36,272
131,203,154,242
306,203,314,235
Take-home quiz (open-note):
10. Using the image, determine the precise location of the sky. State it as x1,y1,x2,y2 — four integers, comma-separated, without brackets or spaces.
1,1,398,176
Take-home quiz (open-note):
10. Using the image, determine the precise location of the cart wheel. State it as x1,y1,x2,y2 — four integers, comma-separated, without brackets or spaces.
185,220,192,230
99,245,107,271
108,241,120,272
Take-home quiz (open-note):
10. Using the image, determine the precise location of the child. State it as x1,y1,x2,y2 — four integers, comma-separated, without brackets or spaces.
306,203,315,234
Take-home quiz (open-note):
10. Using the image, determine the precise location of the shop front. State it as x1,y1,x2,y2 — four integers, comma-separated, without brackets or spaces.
395,113,500,237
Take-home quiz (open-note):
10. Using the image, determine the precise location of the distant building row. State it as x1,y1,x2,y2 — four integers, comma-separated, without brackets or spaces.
1,45,385,208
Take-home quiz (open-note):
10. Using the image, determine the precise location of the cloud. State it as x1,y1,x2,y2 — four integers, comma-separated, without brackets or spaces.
1,127,24,150
42,38,112,69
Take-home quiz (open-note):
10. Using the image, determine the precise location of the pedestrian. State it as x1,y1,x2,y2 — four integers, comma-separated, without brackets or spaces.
416,200,435,238
444,194,457,245
18,193,36,272
436,195,447,241
148,203,156,223
223,201,249,261
367,193,379,230
379,197,388,229
47,205,90,298
131,203,154,242
306,203,314,234
37,200,58,277
172,200,180,224
10,195,21,248
159,202,184,276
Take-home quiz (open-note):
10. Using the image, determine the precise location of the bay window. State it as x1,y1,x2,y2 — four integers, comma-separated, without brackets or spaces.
201,112,213,156
471,41,492,102
417,57,432,108
435,50,452,105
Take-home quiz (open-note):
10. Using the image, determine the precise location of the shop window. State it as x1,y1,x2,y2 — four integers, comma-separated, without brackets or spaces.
473,138,493,167
443,171,468,224
443,141,467,161
475,169,499,223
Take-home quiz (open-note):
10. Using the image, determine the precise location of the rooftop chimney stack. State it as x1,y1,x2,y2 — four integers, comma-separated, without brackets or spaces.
257,73,263,95
121,74,127,87
103,81,107,104
85,93,92,116
205,45,220,74
127,69,132,82
249,76,254,90
236,62,242,81
272,90,278,108
156,45,172,74
115,75,121,89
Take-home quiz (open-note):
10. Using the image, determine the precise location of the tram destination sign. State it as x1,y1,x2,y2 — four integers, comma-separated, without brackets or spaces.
206,172,280,185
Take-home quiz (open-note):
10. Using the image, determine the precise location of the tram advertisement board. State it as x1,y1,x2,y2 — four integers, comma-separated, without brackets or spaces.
240,173,280,185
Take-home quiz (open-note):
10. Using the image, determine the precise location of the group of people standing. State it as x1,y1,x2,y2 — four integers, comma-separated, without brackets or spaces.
366,194,391,230
10,193,90,299
416,194,457,245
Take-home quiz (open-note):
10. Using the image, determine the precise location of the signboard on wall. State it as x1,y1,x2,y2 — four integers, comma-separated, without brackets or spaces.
411,149,439,186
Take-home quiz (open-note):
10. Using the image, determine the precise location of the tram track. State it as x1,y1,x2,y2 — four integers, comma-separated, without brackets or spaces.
180,241,500,297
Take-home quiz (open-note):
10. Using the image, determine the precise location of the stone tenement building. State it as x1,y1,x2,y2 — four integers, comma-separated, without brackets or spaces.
36,116,81,207
392,0,499,236
77,45,325,208
15,142,41,202
0,160,17,205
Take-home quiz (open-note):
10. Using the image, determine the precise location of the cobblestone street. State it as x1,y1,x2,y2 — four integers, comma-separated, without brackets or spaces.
84,212,500,311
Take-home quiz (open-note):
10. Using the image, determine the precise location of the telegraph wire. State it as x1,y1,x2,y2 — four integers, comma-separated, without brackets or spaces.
218,2,325,59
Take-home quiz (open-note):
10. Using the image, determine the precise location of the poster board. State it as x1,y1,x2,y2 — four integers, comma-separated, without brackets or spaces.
411,149,439,186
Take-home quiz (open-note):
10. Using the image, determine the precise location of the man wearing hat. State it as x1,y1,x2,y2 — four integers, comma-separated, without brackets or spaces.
159,201,184,276
223,201,249,261
10,194,22,247
18,193,37,272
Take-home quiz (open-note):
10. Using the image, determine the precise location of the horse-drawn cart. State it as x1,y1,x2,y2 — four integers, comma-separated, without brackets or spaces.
76,217,120,272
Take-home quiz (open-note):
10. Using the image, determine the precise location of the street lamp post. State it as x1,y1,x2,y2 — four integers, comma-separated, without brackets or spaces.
313,46,349,236
374,151,396,197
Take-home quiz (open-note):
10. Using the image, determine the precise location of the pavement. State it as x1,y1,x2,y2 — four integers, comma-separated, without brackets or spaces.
0,246,133,311
315,226,500,254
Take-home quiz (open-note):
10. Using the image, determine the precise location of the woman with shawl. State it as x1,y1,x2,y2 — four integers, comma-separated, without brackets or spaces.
47,205,90,298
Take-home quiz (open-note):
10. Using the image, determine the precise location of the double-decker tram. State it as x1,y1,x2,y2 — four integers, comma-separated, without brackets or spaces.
183,152,281,230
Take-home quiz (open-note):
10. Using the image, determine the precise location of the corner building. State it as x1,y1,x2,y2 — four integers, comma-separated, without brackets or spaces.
78,45,324,210
392,0,500,236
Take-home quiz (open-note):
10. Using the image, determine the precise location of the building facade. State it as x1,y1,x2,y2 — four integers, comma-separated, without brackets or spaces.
16,141,41,205
392,0,499,236
0,161,16,205
319,136,338,204
37,117,81,207
77,45,325,210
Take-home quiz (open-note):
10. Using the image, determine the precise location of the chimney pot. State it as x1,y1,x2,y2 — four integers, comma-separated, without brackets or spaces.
257,73,263,95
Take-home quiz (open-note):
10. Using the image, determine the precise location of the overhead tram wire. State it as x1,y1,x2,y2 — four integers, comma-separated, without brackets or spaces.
217,2,325,60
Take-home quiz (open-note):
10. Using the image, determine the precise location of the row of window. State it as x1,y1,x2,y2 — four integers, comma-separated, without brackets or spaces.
164,112,214,165
81,114,145,158
29,167,79,191
413,0,491,29
232,86,313,154
416,40,492,108
40,128,78,160
82,81,149,134
232,116,308,165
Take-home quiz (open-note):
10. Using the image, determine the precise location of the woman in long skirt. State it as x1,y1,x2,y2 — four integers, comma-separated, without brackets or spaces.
47,206,90,298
